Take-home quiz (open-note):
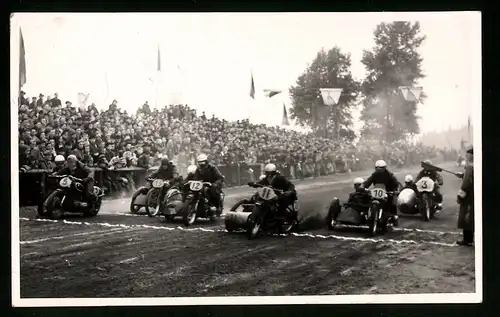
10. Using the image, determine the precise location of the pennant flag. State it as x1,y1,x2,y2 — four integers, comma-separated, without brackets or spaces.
282,103,290,126
263,89,281,98
250,73,255,99
78,93,90,110
319,88,343,106
19,28,27,91
157,44,161,72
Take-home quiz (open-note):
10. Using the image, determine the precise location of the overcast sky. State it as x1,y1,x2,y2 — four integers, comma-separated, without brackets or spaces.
10,12,481,133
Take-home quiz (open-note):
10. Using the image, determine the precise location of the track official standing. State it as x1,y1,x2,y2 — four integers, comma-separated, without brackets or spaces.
457,145,474,246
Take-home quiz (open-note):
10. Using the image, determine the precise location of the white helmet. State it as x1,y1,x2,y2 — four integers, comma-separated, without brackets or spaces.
264,163,277,173
187,165,197,175
404,174,413,182
197,154,208,163
375,160,387,168
353,177,364,185
258,174,266,181
67,154,78,162
54,155,65,163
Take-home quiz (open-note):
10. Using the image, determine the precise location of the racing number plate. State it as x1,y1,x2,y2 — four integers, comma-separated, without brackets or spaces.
189,181,203,191
152,179,165,188
416,177,434,192
59,177,72,188
258,187,276,200
370,188,387,199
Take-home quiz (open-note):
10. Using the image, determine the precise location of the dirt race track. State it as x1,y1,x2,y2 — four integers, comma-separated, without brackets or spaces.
18,163,475,298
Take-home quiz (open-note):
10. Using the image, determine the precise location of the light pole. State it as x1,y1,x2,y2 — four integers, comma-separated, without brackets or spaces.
319,88,343,139
397,85,423,143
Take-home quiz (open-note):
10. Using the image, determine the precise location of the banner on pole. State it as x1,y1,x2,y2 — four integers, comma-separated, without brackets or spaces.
319,88,343,106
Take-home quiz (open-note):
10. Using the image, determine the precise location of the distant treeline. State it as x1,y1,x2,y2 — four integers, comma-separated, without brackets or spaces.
419,124,472,150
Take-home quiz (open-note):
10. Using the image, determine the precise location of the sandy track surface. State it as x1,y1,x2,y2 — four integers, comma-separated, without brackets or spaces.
18,164,475,297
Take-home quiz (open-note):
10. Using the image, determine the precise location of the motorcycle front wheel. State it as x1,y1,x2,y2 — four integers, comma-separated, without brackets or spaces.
422,193,431,221
368,208,378,237
246,207,263,240
48,193,64,220
145,189,160,217
183,199,198,226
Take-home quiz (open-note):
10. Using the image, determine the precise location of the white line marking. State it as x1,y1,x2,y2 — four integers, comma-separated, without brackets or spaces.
20,228,124,245
20,217,457,247
335,224,462,235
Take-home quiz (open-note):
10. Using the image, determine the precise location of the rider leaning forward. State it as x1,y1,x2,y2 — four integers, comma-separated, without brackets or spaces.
52,155,96,207
362,160,401,225
416,159,444,211
146,158,181,201
248,163,298,220
191,154,225,214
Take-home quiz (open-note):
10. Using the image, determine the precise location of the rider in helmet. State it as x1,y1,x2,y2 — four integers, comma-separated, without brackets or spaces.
346,177,372,214
53,155,66,173
230,175,266,211
248,163,298,219
147,157,180,201
53,154,96,207
415,159,444,210
362,160,401,224
192,154,225,214
402,174,419,193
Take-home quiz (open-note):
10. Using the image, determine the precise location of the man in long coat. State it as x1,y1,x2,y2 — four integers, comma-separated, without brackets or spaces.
457,145,474,246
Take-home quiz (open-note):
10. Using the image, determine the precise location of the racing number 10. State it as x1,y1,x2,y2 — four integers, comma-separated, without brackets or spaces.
371,188,385,198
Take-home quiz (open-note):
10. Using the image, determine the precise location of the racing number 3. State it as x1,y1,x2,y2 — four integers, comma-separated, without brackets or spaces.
420,180,428,189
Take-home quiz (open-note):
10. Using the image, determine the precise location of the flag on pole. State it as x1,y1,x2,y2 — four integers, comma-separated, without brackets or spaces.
78,93,90,110
282,103,290,126
250,73,255,99
263,89,281,98
157,44,161,72
19,28,27,91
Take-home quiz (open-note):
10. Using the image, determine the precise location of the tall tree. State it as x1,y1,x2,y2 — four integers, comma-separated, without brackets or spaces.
360,21,426,143
289,47,360,140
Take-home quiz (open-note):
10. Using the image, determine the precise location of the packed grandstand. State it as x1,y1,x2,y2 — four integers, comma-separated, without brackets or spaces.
18,91,459,178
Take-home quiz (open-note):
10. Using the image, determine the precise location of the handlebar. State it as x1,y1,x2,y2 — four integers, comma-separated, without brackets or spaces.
248,182,284,194
184,181,213,187
48,175,83,182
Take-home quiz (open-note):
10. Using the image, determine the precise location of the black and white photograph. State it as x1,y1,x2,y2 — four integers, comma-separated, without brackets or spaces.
11,12,482,306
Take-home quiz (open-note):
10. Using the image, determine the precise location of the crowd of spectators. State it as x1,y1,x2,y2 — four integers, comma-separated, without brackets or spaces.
18,91,458,179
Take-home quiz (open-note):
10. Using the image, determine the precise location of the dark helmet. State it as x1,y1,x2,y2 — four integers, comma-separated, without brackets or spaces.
161,158,170,166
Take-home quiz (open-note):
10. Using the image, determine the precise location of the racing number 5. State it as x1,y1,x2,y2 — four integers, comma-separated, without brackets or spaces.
421,180,428,189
